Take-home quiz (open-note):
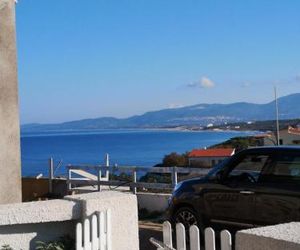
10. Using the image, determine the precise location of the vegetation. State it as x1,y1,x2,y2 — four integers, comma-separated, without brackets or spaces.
162,152,189,167
35,241,65,250
109,172,132,182
139,173,171,184
0,236,75,250
140,152,189,185
35,236,75,250
1,245,13,250
210,136,263,152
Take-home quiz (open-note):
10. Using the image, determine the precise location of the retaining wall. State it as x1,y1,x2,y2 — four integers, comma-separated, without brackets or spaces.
0,191,139,250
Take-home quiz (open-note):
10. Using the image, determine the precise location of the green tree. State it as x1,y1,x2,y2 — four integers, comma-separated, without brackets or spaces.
162,152,188,167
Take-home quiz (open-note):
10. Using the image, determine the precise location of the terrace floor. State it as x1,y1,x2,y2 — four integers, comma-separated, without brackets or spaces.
139,221,163,250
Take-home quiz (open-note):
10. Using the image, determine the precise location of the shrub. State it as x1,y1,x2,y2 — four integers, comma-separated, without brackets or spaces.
1,245,13,250
162,152,188,167
35,235,75,250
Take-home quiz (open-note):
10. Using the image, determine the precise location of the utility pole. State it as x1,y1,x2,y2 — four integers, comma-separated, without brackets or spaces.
274,86,280,145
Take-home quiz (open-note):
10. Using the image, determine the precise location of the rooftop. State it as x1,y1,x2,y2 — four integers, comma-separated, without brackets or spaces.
188,148,235,158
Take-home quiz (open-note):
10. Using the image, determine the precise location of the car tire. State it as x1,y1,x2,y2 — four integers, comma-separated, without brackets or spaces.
172,206,204,236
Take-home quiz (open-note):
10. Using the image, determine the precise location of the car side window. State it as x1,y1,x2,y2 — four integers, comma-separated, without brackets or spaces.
227,154,271,182
261,153,300,183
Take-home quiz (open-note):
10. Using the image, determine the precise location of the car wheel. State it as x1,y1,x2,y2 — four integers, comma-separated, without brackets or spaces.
173,206,203,231
172,207,203,245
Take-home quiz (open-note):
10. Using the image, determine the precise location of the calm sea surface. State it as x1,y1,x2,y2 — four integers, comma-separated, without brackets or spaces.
21,129,255,177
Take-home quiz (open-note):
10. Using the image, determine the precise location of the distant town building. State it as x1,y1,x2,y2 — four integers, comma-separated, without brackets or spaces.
188,148,235,168
263,125,300,145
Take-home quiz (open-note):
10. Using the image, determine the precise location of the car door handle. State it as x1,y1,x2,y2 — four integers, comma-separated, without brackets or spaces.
240,190,255,195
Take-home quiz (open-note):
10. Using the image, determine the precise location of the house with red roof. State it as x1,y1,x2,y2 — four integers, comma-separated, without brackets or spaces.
188,148,235,168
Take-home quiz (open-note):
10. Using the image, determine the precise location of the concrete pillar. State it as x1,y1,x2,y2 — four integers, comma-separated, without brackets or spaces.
0,0,21,203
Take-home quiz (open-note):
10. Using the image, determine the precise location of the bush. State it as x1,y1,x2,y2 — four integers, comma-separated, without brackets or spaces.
35,235,75,250
1,245,13,250
162,152,188,167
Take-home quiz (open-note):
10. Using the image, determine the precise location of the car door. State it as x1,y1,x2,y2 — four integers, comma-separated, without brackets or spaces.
254,150,300,226
204,151,273,229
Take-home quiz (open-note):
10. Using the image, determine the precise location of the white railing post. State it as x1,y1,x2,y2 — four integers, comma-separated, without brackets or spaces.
98,211,105,250
105,210,112,250
176,223,186,250
162,221,173,249
84,218,91,250
98,170,102,192
156,221,232,250
48,157,54,193
76,210,111,250
171,167,178,188
76,222,83,250
132,170,137,194
221,230,232,250
67,165,72,191
205,227,216,250
189,225,200,250
91,215,98,250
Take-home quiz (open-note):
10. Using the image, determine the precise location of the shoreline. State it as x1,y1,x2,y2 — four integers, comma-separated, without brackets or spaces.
21,127,262,137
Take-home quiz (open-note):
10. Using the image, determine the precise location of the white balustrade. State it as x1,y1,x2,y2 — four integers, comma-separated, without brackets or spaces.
155,221,232,250
76,210,111,250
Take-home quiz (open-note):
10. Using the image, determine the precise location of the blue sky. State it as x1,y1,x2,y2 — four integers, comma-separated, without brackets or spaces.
17,0,300,124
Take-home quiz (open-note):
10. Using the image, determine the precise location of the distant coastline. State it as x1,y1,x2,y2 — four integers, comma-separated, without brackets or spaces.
21,93,300,133
20,126,259,138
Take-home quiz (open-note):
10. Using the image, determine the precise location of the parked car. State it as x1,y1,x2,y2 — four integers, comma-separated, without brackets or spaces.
167,146,300,232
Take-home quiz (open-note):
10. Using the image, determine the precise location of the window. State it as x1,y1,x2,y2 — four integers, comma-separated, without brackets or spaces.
263,153,300,183
228,154,270,182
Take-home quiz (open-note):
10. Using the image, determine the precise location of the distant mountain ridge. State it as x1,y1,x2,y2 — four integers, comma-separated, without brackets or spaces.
22,93,300,132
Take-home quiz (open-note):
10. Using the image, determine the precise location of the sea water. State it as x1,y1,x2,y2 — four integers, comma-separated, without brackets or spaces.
21,129,255,177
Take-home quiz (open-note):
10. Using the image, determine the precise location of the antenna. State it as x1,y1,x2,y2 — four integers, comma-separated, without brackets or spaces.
274,86,280,145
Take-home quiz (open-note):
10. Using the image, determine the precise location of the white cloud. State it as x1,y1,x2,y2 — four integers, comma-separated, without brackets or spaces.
187,76,215,89
200,77,215,88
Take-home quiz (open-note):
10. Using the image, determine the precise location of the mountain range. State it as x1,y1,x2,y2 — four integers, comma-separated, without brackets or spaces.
22,93,300,132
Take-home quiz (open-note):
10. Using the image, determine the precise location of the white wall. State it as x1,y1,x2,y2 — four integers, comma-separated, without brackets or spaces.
189,156,226,167
66,191,139,250
0,191,139,250
236,222,300,250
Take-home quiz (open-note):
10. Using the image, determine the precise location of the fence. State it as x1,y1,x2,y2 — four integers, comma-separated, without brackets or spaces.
76,210,111,250
150,221,232,250
66,165,209,194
